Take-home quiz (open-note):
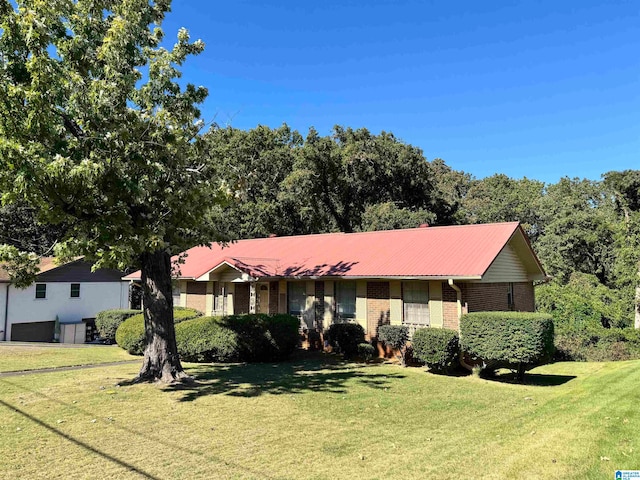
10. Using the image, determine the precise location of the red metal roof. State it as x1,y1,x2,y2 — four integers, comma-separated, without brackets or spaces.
124,222,544,281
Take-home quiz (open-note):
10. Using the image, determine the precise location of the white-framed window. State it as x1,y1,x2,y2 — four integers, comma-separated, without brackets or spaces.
402,281,429,326
288,282,307,316
35,283,47,299
336,281,356,320
70,283,80,298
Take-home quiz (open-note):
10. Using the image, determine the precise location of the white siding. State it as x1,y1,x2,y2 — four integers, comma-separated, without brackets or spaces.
481,244,529,283
5,281,129,341
0,284,7,341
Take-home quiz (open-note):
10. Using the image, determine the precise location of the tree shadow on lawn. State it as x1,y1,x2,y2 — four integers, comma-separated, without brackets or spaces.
165,350,406,402
488,371,577,386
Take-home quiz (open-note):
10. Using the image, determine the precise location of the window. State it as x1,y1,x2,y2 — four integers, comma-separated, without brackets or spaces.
507,283,514,310
336,281,356,320
35,284,46,299
70,283,80,298
288,282,307,316
402,281,429,326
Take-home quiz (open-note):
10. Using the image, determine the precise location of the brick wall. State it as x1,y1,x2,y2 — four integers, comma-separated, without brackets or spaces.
442,282,459,330
185,281,207,313
513,282,535,311
234,283,250,315
269,282,279,314
464,283,510,312
366,281,390,337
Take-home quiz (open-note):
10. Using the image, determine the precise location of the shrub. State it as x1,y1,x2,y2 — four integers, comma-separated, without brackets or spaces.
173,306,203,323
412,328,459,373
554,326,640,362
117,312,300,361
378,325,409,366
115,307,202,355
460,312,555,381
175,316,238,362
95,309,140,343
115,312,146,355
325,323,365,358
221,314,300,361
357,343,375,363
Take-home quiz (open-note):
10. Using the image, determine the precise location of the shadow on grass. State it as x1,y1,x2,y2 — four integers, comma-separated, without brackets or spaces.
165,350,406,402
0,398,161,480
489,372,577,386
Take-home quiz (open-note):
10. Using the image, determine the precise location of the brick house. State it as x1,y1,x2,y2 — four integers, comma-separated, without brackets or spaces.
124,222,546,338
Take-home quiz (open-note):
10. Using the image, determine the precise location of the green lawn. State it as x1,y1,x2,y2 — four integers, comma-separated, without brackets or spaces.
0,345,136,373
0,351,638,479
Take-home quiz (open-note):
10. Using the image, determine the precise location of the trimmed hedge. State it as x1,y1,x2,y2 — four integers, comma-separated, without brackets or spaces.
116,311,300,362
325,323,365,358
460,312,555,380
221,314,300,361
175,316,238,362
412,328,459,373
115,307,203,355
357,343,375,363
95,309,140,343
378,325,409,366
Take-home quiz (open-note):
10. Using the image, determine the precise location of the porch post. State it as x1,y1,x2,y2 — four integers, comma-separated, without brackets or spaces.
249,283,256,314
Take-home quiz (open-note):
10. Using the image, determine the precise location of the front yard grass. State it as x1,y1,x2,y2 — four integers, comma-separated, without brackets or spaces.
0,351,638,479
0,345,136,373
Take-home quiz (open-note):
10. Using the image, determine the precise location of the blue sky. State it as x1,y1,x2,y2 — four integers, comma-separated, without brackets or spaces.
160,0,638,184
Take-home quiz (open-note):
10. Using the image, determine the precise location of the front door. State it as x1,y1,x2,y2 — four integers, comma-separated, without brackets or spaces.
258,283,269,314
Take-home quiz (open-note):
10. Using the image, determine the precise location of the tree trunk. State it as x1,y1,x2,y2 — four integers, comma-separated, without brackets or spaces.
516,363,526,383
136,250,189,383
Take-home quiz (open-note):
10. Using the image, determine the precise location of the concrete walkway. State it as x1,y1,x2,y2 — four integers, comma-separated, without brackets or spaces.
0,360,139,378
0,341,119,349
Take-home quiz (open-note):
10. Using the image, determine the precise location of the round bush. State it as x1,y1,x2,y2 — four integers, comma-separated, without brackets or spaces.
357,343,375,363
173,306,203,323
325,323,365,358
95,309,140,343
412,328,459,372
175,316,238,362
115,307,202,355
115,313,145,355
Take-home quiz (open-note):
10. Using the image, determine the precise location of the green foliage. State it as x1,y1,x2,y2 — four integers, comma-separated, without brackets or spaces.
555,327,640,362
536,273,630,330
95,309,140,342
116,311,300,361
172,306,203,324
220,314,300,362
175,316,238,362
325,323,365,358
115,312,146,355
360,202,435,232
461,174,545,242
378,325,409,366
357,343,376,363
0,245,41,288
412,328,460,373
115,307,201,355
460,312,555,379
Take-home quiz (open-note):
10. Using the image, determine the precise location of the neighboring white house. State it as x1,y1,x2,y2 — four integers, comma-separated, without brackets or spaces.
0,258,129,343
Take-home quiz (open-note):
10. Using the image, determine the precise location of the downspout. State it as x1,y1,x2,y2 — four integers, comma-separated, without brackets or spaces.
3,284,9,341
448,279,473,372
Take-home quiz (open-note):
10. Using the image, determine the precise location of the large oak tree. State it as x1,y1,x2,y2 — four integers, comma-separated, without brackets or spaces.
0,0,227,381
